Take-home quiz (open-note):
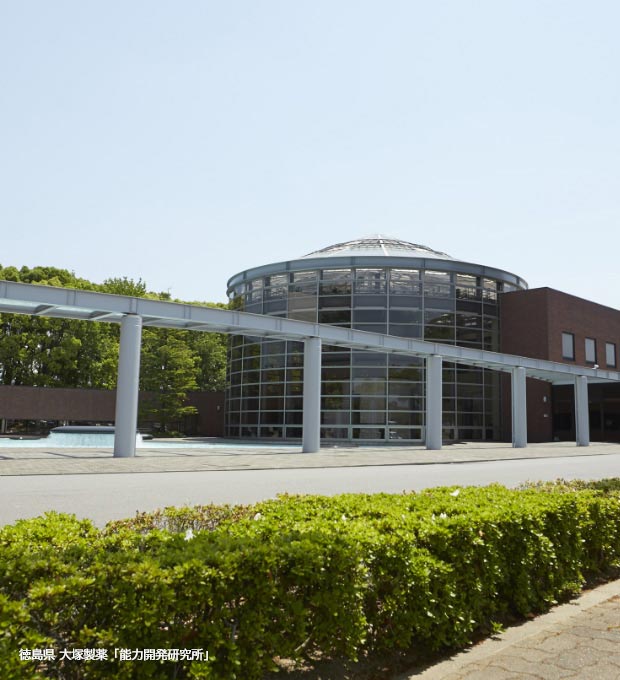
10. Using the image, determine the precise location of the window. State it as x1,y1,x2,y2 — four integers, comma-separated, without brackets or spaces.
562,332,575,360
606,342,616,368
585,338,597,364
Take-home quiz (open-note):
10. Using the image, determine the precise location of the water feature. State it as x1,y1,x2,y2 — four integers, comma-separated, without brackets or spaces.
0,426,296,449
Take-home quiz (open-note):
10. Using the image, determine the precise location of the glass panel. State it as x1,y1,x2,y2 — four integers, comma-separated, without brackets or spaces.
289,271,318,294
455,273,477,287
388,324,422,338
424,270,451,283
424,326,455,341
263,300,286,313
352,351,387,365
261,397,284,410
322,366,350,380
352,428,385,440
319,295,351,309
285,397,303,410
389,269,420,294
321,427,349,439
319,309,351,324
606,342,616,367
289,309,316,322
352,411,386,425
261,354,285,369
388,411,423,426
353,323,388,334
354,294,387,307
353,309,387,323
285,411,303,425
425,311,454,326
388,395,424,410
322,381,348,395
322,351,351,366
322,411,350,425
352,365,387,379
388,427,421,440
351,395,386,410
289,296,317,310
354,269,387,293
562,332,575,360
320,269,352,295
390,309,423,324
455,313,482,328
585,338,597,363
388,365,423,380
321,395,350,409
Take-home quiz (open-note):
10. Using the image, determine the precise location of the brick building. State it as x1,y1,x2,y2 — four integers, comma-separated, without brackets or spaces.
500,287,620,442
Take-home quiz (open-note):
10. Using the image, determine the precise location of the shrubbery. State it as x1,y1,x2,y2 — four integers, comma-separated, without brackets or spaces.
1,481,620,679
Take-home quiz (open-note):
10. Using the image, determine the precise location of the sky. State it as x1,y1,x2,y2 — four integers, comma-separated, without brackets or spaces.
1,1,619,307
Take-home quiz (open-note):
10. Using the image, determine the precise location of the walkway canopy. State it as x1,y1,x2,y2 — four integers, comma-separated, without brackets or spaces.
1,280,618,455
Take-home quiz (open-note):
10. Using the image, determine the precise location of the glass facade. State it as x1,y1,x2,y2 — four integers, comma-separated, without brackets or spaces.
226,249,526,443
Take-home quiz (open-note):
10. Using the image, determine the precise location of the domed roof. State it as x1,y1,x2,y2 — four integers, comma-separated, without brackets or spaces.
301,235,453,260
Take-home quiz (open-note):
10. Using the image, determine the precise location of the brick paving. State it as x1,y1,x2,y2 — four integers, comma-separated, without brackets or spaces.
405,582,620,680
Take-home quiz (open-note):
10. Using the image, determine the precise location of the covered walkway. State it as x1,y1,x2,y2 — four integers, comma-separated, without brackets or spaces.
1,280,619,457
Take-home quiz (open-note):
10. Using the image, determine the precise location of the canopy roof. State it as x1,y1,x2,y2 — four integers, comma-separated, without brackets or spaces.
0,280,618,386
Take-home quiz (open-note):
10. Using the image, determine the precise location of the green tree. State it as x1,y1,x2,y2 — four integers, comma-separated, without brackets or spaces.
186,331,227,391
140,329,199,434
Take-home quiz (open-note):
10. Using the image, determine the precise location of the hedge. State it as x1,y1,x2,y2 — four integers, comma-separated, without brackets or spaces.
1,481,620,679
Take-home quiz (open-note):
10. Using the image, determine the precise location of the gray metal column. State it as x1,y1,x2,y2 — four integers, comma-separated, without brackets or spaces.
425,354,443,450
575,375,590,447
511,366,527,448
302,337,322,453
114,314,143,458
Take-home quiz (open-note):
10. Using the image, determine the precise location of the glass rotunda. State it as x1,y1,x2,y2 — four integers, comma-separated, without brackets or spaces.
225,236,527,442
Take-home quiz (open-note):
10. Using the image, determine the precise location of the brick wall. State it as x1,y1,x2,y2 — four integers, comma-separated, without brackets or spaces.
0,386,225,436
500,287,620,442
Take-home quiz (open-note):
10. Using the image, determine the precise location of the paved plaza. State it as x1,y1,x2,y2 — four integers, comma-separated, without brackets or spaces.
1,438,620,476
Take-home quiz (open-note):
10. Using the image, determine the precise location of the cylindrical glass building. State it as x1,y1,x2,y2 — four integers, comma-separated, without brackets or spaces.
225,236,527,442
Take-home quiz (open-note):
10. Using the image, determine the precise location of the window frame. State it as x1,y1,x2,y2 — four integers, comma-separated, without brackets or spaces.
605,342,617,368
561,332,575,361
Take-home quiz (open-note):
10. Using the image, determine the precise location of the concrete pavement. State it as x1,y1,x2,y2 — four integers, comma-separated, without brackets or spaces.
0,439,619,475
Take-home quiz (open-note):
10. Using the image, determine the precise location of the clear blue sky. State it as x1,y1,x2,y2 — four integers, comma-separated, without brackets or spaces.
1,2,619,307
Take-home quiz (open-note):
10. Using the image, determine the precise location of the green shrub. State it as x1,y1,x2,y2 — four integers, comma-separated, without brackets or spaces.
2,483,620,678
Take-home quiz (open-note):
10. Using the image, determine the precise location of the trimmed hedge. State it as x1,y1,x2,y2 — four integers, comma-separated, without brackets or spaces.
1,481,620,679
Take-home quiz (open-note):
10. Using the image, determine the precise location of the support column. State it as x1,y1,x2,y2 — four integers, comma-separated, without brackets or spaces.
114,314,143,458
511,366,527,448
575,375,590,447
302,337,321,453
426,354,443,450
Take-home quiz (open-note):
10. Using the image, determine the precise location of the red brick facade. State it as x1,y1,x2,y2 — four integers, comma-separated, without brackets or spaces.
0,386,225,437
500,288,620,442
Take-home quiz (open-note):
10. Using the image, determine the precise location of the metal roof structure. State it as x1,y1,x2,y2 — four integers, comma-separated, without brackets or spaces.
0,280,618,386
301,235,454,260
226,236,529,294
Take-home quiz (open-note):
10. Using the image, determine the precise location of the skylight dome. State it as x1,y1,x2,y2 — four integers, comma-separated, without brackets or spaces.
301,235,453,260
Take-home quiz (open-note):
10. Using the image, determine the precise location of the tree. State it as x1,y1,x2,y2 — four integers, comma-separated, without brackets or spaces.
139,329,199,434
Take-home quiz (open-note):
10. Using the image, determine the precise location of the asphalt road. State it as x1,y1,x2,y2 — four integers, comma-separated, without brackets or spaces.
2,453,620,527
